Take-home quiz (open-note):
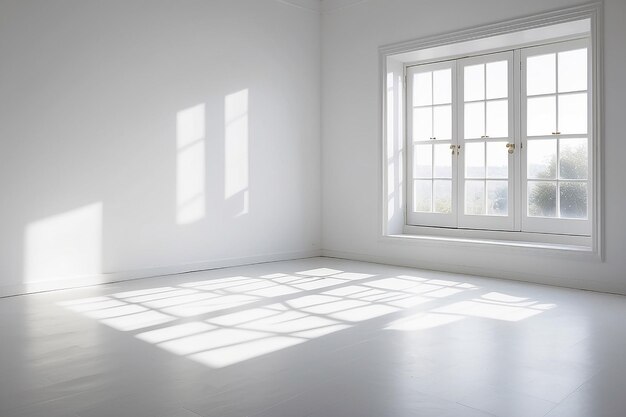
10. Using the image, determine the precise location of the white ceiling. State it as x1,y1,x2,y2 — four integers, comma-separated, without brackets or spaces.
320,0,367,12
278,0,367,13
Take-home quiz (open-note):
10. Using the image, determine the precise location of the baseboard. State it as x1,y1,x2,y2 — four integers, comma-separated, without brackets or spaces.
5,247,621,298
321,249,626,296
0,249,322,298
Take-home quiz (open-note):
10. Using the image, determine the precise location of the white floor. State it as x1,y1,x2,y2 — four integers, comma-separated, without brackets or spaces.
1,257,626,417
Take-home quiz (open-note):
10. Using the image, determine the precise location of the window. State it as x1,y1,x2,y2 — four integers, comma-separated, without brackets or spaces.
406,61,457,227
406,38,592,236
521,40,591,235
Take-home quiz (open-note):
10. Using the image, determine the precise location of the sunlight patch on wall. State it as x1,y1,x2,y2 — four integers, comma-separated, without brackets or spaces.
225,89,249,216
176,103,206,225
24,202,103,283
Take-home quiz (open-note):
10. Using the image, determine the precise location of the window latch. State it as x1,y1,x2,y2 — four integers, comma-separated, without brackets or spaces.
506,143,515,154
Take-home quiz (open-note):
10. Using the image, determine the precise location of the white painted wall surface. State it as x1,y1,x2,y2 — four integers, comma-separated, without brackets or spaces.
0,0,321,296
321,0,626,294
2,0,623,297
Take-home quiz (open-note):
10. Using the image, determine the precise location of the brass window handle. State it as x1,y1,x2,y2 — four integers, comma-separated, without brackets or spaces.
506,143,515,154
450,144,461,155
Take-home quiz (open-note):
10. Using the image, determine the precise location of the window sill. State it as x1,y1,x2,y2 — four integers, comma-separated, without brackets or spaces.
382,225,597,259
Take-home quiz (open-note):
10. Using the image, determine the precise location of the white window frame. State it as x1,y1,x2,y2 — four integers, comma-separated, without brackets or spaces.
406,60,458,228
406,40,591,235
379,2,603,256
457,51,517,231
520,38,592,236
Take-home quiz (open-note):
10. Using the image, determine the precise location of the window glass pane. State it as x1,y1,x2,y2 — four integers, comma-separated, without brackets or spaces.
465,181,485,215
527,139,556,179
486,99,508,138
433,69,452,105
464,64,484,101
560,138,588,180
433,144,452,178
465,142,485,178
487,180,508,216
527,53,556,95
464,102,485,139
486,60,508,99
433,105,452,140
434,180,452,213
486,141,508,179
413,72,432,106
558,93,587,134
528,181,557,217
527,96,556,136
558,48,587,93
560,182,587,219
413,144,432,178
414,180,432,212
413,107,432,141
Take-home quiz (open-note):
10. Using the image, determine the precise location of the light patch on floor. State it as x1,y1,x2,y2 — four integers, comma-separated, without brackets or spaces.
5,258,621,417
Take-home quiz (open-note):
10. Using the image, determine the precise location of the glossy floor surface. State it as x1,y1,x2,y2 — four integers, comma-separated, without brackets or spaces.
1,257,626,417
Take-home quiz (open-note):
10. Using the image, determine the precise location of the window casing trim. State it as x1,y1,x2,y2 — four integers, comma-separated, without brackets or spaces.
379,2,603,258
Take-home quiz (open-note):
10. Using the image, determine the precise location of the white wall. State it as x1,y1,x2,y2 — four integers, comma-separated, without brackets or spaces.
321,0,626,294
3,0,623,297
0,0,322,296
